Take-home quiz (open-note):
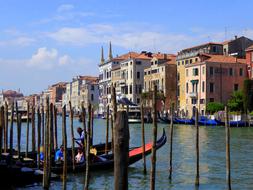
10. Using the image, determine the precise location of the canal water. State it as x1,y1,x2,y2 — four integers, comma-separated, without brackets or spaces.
14,118,253,190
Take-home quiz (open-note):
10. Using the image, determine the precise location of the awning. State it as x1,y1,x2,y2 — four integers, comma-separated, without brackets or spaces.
118,97,137,106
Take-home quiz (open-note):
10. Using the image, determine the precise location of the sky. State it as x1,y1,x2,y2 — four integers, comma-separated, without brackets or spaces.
0,0,253,95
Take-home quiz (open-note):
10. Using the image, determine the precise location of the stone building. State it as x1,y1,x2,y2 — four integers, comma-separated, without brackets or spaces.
176,42,224,115
185,53,247,117
143,53,177,111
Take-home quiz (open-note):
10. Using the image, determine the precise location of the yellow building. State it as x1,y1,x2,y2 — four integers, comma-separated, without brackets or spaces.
176,42,223,117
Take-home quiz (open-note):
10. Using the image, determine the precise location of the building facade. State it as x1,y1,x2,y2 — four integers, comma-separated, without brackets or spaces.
176,42,224,115
185,54,247,117
246,45,253,78
144,54,177,111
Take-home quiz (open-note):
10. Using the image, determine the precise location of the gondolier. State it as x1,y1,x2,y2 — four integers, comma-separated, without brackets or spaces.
74,127,87,147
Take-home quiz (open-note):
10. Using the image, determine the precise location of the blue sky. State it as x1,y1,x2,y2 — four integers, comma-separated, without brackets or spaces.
0,0,253,95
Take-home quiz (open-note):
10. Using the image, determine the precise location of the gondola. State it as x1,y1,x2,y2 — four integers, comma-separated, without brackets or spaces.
174,117,195,125
50,129,167,174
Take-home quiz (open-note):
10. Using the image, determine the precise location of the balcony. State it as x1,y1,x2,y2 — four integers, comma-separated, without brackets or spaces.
189,92,198,98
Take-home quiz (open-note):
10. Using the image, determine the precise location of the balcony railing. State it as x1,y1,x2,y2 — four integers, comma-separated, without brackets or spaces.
189,92,198,98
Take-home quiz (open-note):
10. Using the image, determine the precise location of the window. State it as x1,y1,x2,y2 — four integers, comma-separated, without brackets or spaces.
202,67,205,75
186,69,188,77
210,98,214,102
229,68,233,76
195,58,198,62
136,61,142,65
185,60,189,64
193,68,199,76
139,85,142,94
212,46,217,52
137,71,140,79
129,85,132,94
186,83,189,93
192,98,197,104
91,94,94,101
91,85,94,91
210,67,214,76
144,71,147,76
201,110,204,116
210,82,214,93
200,99,205,104
182,60,184,65
202,81,205,92
190,59,192,64
177,73,180,81
177,86,180,96
177,61,180,66
137,98,140,104
239,68,243,76
234,84,239,91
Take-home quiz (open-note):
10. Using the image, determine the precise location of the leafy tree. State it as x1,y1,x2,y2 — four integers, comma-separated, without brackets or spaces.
206,102,224,114
227,90,244,112
243,79,253,112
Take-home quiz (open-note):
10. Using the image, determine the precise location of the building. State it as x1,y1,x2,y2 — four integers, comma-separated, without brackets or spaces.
0,90,24,106
49,82,67,104
98,42,126,114
143,53,177,111
116,51,153,105
246,45,253,78
176,42,224,115
185,53,247,117
223,36,253,58
80,77,99,111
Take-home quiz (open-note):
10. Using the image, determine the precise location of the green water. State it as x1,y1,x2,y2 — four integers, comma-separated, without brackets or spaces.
14,118,253,190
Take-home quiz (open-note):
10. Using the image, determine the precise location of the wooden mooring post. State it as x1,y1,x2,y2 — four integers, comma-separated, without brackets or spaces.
43,98,50,189
31,104,36,153
9,102,14,164
105,105,109,154
225,106,231,190
0,106,4,159
53,105,58,150
141,102,147,174
84,103,92,190
62,105,67,190
41,105,45,147
111,86,117,154
150,85,158,190
69,101,75,171
169,104,174,180
4,102,8,153
195,108,199,186
26,102,30,157
114,111,129,190
17,113,21,159
37,107,41,168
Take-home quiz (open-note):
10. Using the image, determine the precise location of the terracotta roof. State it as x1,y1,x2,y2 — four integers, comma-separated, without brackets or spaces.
79,76,99,82
198,53,246,64
180,42,222,52
246,45,253,51
152,53,176,60
3,90,23,97
112,52,139,61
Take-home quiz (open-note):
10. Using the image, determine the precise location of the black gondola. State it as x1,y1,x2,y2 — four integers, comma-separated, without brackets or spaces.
50,129,167,173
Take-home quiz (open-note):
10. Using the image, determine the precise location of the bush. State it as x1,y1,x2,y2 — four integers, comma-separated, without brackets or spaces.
206,102,224,114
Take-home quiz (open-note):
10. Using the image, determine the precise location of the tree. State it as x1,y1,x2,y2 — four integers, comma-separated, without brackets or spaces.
243,79,253,112
206,102,224,114
227,90,244,112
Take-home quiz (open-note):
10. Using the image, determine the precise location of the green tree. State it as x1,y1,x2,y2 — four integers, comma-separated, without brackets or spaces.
206,102,224,114
227,90,244,112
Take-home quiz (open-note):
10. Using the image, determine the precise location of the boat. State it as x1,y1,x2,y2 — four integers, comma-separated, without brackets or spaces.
229,120,247,127
128,106,142,123
50,129,167,173
174,117,195,125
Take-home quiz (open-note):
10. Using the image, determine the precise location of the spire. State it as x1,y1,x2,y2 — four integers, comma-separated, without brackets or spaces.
101,46,105,64
108,41,113,60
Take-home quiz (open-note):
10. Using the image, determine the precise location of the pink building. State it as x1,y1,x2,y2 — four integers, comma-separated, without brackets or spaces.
185,53,247,116
246,45,253,78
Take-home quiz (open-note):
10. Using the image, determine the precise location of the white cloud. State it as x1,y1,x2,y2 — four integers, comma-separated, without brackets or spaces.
0,36,36,47
57,4,74,12
59,55,73,65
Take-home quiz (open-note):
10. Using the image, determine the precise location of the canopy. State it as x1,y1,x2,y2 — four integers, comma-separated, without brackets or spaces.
117,97,137,106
